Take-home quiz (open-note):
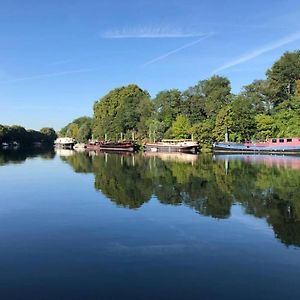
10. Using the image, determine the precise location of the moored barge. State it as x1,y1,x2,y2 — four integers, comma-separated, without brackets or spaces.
86,140,136,152
213,138,300,154
144,139,199,153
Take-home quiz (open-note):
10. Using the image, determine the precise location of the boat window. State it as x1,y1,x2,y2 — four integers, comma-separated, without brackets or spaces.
287,138,292,142
279,139,284,143
272,139,277,143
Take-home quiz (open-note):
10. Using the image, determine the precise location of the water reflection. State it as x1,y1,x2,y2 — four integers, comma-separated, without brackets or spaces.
0,147,55,166
214,154,300,170
2,149,299,247
56,151,300,247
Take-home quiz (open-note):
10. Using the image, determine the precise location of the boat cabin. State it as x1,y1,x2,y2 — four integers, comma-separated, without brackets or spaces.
266,138,300,146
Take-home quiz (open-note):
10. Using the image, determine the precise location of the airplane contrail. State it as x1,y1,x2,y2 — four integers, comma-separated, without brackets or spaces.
142,33,213,67
212,30,300,74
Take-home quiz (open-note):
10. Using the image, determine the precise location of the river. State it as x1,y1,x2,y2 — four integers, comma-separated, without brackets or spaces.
0,149,300,299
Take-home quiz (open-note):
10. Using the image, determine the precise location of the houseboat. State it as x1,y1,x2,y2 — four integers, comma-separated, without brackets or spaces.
213,138,300,154
54,137,76,149
144,139,199,153
86,140,136,152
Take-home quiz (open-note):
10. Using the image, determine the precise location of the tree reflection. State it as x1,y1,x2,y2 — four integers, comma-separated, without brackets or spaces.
93,153,152,209
56,151,300,247
0,147,55,165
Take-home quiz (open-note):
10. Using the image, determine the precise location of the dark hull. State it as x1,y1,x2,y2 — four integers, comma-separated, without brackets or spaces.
86,142,135,152
213,143,300,154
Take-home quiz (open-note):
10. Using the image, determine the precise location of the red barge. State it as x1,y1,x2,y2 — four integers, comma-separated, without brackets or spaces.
86,140,136,152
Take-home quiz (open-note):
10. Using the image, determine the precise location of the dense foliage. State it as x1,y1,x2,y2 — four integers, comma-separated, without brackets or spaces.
60,50,300,149
0,125,57,146
93,84,152,140
60,116,93,143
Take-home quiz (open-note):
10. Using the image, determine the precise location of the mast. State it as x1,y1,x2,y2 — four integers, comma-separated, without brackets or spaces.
225,127,229,143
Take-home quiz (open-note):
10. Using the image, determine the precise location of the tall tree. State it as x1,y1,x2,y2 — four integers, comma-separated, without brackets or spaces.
77,124,92,143
93,84,151,139
255,114,276,140
166,115,191,139
213,105,233,142
40,127,57,144
66,123,79,139
181,85,206,124
191,119,215,150
60,116,92,137
202,75,231,117
266,50,300,104
153,89,182,129
242,80,273,114
231,96,256,142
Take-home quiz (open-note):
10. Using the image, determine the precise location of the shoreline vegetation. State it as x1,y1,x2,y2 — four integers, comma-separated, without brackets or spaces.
0,125,57,148
60,50,300,152
1,50,300,152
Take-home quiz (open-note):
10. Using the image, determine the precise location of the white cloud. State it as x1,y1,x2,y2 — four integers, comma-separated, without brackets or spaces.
101,26,207,39
212,30,300,74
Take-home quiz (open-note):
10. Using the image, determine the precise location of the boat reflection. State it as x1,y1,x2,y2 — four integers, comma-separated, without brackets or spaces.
214,154,300,170
143,152,198,163
54,148,76,157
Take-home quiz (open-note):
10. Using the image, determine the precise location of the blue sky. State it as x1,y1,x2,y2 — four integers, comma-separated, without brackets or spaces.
1,0,300,130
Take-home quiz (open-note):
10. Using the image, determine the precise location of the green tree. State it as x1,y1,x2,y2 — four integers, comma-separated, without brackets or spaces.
255,114,276,140
272,85,300,137
202,75,231,117
146,119,166,142
191,119,214,150
231,96,256,142
0,125,8,143
242,80,273,114
166,114,191,139
60,116,92,137
213,105,233,141
7,125,28,143
181,85,206,124
153,89,182,129
66,123,79,139
40,127,57,144
266,50,300,104
77,123,91,143
93,84,151,139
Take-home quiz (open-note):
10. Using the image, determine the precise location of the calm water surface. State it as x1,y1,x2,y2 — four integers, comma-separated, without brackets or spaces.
0,149,300,300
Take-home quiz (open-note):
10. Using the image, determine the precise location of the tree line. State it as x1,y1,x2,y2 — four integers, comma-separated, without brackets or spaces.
0,125,57,146
61,50,300,149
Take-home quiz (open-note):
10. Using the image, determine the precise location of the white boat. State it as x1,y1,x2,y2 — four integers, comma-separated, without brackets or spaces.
54,137,76,149
144,139,199,153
